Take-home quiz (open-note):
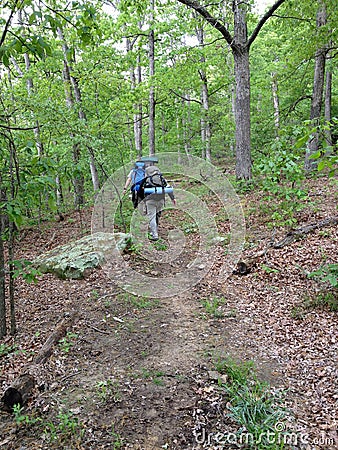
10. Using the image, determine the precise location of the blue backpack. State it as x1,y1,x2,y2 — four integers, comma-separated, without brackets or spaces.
130,162,146,192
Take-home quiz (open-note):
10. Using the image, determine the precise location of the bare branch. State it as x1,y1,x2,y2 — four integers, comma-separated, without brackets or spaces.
177,0,234,48
248,0,288,49
169,89,202,104
0,0,22,47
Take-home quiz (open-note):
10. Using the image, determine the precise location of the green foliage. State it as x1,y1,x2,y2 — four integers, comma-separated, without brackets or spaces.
0,343,16,357
215,357,254,386
295,118,338,176
308,264,338,288
13,404,42,426
292,290,338,319
141,368,165,385
201,296,226,318
215,358,287,449
255,138,305,191
110,425,124,449
96,379,122,403
44,411,85,443
261,264,279,274
58,332,78,353
11,259,41,283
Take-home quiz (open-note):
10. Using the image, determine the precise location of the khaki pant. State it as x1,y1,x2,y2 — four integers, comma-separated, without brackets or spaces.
146,197,164,239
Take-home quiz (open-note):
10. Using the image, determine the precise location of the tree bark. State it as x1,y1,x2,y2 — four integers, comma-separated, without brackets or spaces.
57,27,86,206
304,1,327,171
271,72,280,136
0,220,6,338
324,68,332,147
126,36,143,158
177,0,287,179
148,0,156,157
196,23,211,161
233,46,252,179
1,311,77,412
234,216,338,275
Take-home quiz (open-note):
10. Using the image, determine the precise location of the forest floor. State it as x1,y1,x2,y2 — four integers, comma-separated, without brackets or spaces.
0,175,337,449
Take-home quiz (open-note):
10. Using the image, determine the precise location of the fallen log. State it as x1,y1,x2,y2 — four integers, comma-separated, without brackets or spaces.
233,250,267,275
234,216,338,275
273,216,338,249
1,311,77,412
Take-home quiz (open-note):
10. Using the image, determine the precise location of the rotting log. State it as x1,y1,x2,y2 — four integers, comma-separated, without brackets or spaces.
233,250,266,275
272,216,338,249
234,216,338,275
1,311,77,412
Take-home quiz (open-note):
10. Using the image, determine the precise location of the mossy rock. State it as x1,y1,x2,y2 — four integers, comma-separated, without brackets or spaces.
34,232,132,279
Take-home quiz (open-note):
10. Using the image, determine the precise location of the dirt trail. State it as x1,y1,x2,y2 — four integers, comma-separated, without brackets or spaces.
1,178,338,449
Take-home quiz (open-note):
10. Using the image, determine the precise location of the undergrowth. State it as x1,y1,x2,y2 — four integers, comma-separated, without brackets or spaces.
215,357,289,449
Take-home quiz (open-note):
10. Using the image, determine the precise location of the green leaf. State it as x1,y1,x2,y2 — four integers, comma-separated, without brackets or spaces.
317,160,327,171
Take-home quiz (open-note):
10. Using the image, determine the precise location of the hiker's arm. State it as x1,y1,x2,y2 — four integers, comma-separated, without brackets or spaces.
169,192,176,205
123,176,132,194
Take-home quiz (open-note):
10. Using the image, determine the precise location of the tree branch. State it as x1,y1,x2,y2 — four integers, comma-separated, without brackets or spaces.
177,0,234,47
0,0,22,47
248,0,287,49
0,124,39,131
169,89,202,104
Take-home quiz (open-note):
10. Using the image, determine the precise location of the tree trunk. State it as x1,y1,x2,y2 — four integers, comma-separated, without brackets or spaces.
58,27,85,206
196,24,211,161
8,141,16,335
177,0,287,180
148,0,156,156
23,54,44,156
183,95,192,158
17,10,44,156
324,68,332,147
304,1,327,171
271,72,280,137
135,60,143,158
233,47,252,180
126,37,143,159
0,221,6,338
233,1,252,179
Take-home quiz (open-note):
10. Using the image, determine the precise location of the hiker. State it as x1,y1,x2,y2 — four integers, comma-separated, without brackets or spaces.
142,165,176,241
122,156,159,209
123,161,146,209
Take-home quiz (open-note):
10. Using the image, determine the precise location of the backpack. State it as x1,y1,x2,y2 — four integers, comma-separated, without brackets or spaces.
130,161,146,209
130,162,146,192
143,166,167,192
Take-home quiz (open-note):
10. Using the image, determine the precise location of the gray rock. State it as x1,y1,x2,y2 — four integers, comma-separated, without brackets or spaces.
34,232,132,279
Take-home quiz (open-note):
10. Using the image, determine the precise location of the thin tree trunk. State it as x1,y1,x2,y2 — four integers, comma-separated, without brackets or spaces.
23,54,44,156
181,97,191,158
8,141,16,335
126,37,143,159
0,206,6,338
271,72,280,137
69,51,100,195
134,60,143,158
148,0,156,156
195,23,211,161
17,10,44,156
324,68,332,147
305,1,327,171
56,174,63,208
57,27,85,205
